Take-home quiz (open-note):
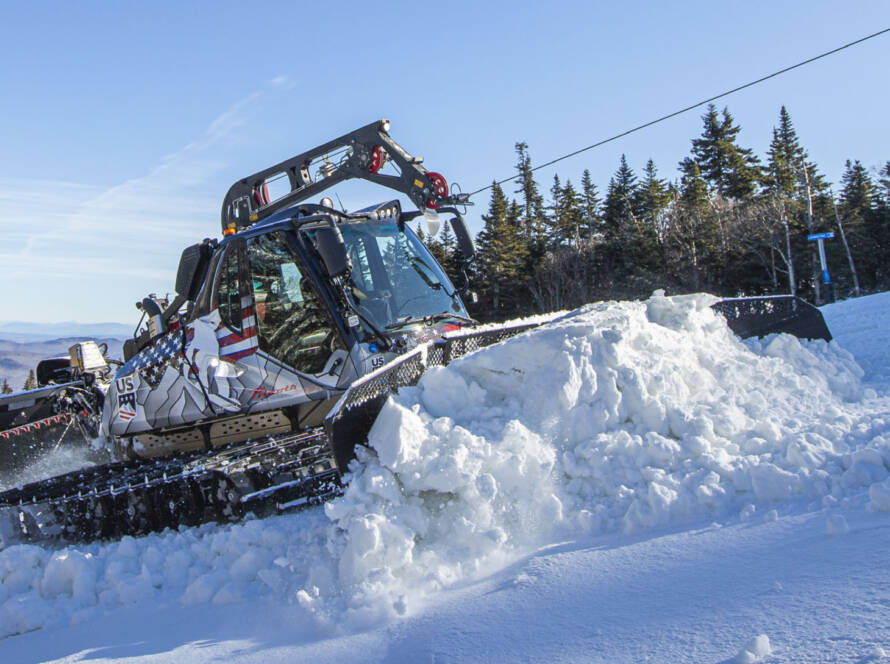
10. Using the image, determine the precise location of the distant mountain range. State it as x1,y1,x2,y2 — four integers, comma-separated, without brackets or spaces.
0,337,126,391
0,321,132,343
0,323,130,391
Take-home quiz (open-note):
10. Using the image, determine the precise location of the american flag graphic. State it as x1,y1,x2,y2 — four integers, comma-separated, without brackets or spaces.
216,295,258,362
126,328,184,370
118,409,136,421
113,327,189,389
136,329,187,387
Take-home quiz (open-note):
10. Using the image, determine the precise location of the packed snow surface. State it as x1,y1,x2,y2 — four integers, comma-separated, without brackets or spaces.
1,291,888,662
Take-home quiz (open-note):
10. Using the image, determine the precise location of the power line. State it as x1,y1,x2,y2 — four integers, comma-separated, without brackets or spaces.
467,27,890,198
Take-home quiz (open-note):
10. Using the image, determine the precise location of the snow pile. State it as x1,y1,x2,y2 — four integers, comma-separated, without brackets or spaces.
317,292,884,618
325,404,561,623
0,513,333,638
357,292,877,537
1,291,888,639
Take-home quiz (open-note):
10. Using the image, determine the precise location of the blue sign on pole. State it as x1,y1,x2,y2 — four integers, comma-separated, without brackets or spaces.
807,232,834,285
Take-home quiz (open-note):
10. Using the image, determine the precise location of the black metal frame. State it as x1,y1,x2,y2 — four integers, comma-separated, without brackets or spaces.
221,120,470,233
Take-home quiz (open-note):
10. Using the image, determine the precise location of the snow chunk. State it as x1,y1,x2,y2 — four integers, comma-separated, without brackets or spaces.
868,478,890,512
736,634,772,663
40,551,96,601
826,514,849,536
867,645,887,660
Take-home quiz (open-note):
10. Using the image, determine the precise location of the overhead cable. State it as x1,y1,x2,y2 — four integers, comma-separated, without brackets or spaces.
467,28,890,197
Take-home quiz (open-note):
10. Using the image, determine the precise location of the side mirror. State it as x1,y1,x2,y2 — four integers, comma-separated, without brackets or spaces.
175,244,202,298
175,239,215,301
449,215,476,260
315,226,352,278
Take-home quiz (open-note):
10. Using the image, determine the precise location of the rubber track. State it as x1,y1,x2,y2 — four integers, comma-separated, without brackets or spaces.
0,428,340,544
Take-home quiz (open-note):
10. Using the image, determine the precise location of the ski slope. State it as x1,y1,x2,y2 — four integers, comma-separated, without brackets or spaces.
0,291,888,663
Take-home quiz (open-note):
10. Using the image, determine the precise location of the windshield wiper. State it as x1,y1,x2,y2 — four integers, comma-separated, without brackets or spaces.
385,312,478,331
407,257,456,298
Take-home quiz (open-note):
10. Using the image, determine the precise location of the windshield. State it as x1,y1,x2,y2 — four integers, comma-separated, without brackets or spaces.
305,221,466,333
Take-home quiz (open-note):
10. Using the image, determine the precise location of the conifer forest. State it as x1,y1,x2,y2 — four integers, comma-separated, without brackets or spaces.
421,105,890,323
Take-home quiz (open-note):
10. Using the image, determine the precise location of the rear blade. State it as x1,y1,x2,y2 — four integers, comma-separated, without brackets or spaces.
711,296,832,342
0,382,86,474
0,382,79,433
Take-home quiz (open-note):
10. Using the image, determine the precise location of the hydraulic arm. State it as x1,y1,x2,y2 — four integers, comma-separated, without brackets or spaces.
221,119,470,233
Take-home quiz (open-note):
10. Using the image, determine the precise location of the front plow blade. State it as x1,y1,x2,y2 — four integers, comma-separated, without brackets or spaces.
324,320,546,472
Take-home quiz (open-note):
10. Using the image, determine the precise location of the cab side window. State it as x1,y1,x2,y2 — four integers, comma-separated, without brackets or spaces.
217,243,243,331
247,232,344,375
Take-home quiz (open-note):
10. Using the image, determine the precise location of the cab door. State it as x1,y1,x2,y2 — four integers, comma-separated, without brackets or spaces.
213,237,259,362
183,237,258,414
245,231,349,383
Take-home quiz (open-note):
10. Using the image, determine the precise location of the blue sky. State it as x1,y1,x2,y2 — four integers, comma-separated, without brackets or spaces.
1,2,888,324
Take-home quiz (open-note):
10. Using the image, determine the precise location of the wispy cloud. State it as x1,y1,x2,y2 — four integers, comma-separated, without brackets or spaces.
0,77,291,323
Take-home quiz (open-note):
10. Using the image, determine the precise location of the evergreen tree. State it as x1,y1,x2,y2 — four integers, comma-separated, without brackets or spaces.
559,180,584,248
599,155,650,290
546,173,562,245
636,159,671,237
475,182,529,319
1,378,11,394
875,161,890,288
764,106,810,196
23,369,37,391
437,221,463,287
763,107,829,209
690,105,760,199
876,161,890,241
840,159,875,214
513,142,546,244
439,218,456,256
626,159,670,276
762,107,831,300
580,169,602,240
839,159,882,289
602,154,638,243
678,158,708,209
878,161,890,204
667,159,725,293
546,175,584,247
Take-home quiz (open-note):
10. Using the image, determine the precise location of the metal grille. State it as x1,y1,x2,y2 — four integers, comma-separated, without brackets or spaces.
442,322,542,363
337,322,543,415
324,321,544,471
340,350,428,411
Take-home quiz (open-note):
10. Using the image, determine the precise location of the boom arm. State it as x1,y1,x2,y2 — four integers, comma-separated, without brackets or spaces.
221,119,470,232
